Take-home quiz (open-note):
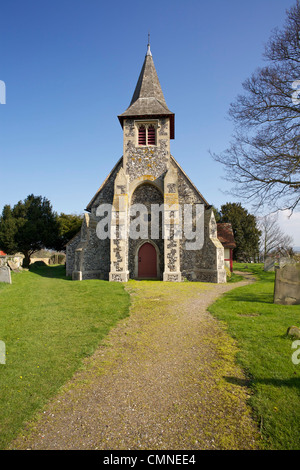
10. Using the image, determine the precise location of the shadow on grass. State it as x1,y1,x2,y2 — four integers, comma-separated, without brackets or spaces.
229,292,274,304
29,263,71,280
224,375,300,390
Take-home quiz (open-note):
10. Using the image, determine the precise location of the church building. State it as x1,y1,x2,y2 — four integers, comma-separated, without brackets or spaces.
66,43,226,283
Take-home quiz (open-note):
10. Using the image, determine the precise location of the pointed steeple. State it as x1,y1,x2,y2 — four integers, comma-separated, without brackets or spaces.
118,42,175,139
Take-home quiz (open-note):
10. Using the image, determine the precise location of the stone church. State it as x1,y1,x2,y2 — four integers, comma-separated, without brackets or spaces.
66,43,226,283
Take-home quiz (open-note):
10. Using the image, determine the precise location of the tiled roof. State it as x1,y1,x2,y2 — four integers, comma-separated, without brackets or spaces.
217,223,236,248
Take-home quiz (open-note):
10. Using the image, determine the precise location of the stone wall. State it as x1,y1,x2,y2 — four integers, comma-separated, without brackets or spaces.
123,118,170,183
128,182,164,279
66,232,81,276
66,160,122,280
175,161,225,283
179,207,226,283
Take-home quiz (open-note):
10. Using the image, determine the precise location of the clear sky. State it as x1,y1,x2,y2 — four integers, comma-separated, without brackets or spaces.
0,0,299,246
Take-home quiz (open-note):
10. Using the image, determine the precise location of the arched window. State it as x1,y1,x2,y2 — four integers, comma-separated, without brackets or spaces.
138,125,146,145
147,125,156,145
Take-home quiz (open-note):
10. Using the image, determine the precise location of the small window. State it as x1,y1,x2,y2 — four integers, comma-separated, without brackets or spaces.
147,125,156,145
138,126,146,145
137,123,156,146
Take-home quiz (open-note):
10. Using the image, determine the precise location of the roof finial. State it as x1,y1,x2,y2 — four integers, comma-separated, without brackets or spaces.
146,31,152,56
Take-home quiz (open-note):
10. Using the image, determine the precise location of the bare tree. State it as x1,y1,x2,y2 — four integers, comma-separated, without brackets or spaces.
212,2,300,212
257,213,294,259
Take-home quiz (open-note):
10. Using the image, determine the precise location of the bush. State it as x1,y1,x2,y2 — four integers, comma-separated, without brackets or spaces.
225,266,231,279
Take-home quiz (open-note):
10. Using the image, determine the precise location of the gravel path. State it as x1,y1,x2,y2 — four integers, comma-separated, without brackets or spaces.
11,276,260,450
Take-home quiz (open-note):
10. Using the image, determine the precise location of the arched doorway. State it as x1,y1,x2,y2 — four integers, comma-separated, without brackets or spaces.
138,242,157,279
129,182,164,279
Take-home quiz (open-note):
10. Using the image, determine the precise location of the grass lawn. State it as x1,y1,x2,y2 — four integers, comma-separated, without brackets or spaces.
208,262,300,450
0,264,130,449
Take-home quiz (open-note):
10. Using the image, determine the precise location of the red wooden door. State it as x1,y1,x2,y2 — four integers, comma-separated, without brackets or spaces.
138,243,157,278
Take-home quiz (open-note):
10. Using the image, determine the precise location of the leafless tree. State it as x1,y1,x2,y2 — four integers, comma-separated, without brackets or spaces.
212,3,300,212
257,213,294,259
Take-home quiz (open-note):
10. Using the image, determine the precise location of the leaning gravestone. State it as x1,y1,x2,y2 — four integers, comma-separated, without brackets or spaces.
274,264,300,305
7,260,20,272
264,257,275,271
0,266,12,284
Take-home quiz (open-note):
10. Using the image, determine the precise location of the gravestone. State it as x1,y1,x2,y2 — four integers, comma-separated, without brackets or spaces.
0,266,12,284
274,264,300,305
264,257,275,271
7,260,20,272
279,257,296,269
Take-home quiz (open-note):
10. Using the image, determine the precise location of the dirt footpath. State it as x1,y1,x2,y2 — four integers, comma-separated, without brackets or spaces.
11,278,260,450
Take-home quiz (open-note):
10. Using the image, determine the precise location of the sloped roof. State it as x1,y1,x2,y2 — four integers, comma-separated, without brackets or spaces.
118,45,175,138
0,250,6,256
217,223,236,249
170,155,209,207
85,157,123,212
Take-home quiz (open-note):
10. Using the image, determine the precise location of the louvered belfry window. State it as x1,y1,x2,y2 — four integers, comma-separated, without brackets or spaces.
138,124,156,146
138,125,146,145
147,125,156,145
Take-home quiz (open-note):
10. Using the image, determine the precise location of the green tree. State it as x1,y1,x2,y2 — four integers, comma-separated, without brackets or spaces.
0,205,19,254
219,202,261,262
211,205,221,223
0,194,60,267
56,213,83,251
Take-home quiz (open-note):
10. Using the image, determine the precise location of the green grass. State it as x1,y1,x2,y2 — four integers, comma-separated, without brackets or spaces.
208,262,300,450
227,272,244,283
0,264,130,449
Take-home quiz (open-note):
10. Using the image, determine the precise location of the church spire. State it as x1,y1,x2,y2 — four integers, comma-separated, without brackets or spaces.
118,41,175,139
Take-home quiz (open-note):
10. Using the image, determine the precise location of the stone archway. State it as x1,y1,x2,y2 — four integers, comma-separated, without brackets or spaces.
128,183,164,279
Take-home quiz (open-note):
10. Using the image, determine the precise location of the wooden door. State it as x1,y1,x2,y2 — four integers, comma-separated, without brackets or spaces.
138,242,157,278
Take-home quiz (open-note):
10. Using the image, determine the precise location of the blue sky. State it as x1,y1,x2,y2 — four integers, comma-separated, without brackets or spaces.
0,0,299,245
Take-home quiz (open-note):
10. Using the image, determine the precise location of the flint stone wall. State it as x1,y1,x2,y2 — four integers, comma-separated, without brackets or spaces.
66,232,81,276
124,118,170,183
128,182,164,279
66,160,122,280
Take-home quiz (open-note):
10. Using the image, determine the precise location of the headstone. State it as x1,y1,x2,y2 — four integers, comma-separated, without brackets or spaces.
0,266,12,284
264,257,275,271
274,264,300,305
279,257,296,269
7,260,20,272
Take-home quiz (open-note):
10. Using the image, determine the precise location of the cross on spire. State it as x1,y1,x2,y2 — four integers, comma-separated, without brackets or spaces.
147,32,152,56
